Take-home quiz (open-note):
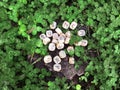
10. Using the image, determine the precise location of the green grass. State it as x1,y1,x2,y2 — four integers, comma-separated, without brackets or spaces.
0,0,120,90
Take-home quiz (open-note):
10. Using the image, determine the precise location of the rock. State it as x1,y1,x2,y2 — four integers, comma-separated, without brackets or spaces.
59,50,66,58
65,37,70,44
62,21,70,29
53,56,61,64
61,61,77,80
58,34,66,43
61,61,87,80
43,37,51,45
77,63,88,76
39,34,46,40
67,46,74,52
69,57,75,64
43,55,52,64
65,31,71,37
55,27,62,35
79,40,88,46
70,21,78,30
53,64,61,72
56,43,64,50
46,30,53,37
60,33,66,39
48,43,56,51
50,21,57,29
52,39,58,44
52,33,59,39
74,40,88,46
78,30,86,36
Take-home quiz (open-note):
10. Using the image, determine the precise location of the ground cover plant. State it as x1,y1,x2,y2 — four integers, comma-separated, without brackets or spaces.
0,0,120,90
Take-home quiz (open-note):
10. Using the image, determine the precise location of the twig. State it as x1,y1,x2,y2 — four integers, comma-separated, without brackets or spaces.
27,28,34,34
30,54,34,63
32,57,42,65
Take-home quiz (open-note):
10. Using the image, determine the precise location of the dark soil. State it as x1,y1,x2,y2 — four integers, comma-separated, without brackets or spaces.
27,24,99,86
27,48,99,84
